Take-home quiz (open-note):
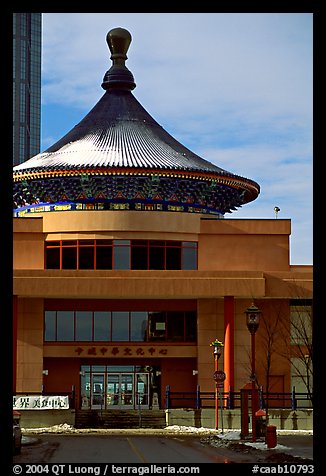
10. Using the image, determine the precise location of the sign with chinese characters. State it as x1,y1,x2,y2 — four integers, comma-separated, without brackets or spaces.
13,395,69,410
43,344,197,359
73,346,168,357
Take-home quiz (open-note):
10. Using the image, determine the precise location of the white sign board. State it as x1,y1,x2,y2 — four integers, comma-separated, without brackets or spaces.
13,395,69,410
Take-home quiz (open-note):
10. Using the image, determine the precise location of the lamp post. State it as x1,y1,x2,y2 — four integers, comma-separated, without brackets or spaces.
210,339,224,431
245,303,261,442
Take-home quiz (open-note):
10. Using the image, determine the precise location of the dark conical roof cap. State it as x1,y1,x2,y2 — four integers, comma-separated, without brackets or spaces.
102,27,136,91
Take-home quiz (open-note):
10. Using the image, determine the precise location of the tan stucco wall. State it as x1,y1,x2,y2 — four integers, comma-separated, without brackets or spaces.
16,297,44,392
199,219,291,271
39,210,201,240
13,218,45,270
13,269,266,299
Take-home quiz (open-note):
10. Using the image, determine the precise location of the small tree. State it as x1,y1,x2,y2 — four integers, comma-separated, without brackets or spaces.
256,301,289,410
281,301,313,403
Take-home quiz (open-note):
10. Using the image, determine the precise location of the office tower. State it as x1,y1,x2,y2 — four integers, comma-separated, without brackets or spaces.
13,13,42,166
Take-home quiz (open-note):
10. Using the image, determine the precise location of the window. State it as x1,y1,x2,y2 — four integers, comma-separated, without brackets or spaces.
131,312,148,341
45,239,197,270
185,312,197,342
131,241,148,270
45,242,60,269
290,304,312,345
61,241,77,269
148,312,166,340
79,241,95,270
76,311,93,341
96,240,113,270
182,242,197,270
167,312,184,341
166,241,182,270
44,309,197,343
44,311,56,341
111,312,129,341
94,312,110,341
56,311,74,341
149,241,165,270
113,240,130,270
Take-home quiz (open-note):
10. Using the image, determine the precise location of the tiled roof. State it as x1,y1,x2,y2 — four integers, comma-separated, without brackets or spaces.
14,90,230,176
13,27,260,215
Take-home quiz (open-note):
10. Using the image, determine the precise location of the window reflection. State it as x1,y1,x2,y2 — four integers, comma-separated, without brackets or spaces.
148,312,166,340
94,312,110,341
44,310,197,343
182,242,197,270
44,310,56,341
76,311,92,341
112,311,129,341
113,240,130,270
57,311,74,341
131,312,148,341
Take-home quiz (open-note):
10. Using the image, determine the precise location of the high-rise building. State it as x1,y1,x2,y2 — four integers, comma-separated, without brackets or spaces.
13,13,42,166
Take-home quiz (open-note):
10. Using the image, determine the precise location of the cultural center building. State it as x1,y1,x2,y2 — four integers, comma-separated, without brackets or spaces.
13,28,312,419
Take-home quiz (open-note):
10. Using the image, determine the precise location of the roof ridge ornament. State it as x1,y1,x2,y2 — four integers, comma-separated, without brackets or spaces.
101,27,136,91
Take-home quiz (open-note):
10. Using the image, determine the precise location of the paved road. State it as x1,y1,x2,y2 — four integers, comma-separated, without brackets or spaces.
50,435,232,463
13,432,315,467
13,434,260,464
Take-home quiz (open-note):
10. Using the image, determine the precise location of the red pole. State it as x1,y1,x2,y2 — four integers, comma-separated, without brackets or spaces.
251,332,257,442
215,351,218,430
224,296,234,396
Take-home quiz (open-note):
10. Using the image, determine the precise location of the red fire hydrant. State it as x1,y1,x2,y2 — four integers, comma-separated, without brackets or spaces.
265,425,277,448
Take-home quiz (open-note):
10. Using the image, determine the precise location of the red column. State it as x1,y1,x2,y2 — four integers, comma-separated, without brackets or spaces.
224,296,234,396
13,295,18,394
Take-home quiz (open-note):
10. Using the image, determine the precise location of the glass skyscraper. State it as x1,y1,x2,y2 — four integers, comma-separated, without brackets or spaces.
13,13,42,166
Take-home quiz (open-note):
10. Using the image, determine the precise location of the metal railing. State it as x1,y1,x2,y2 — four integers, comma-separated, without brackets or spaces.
165,385,312,410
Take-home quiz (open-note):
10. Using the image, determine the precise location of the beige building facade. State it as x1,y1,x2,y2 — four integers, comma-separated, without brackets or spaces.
13,211,312,411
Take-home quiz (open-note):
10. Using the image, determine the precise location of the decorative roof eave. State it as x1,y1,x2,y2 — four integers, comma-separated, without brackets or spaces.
13,166,260,197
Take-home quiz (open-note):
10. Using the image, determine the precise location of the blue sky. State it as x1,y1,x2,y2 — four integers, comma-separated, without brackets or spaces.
40,13,313,265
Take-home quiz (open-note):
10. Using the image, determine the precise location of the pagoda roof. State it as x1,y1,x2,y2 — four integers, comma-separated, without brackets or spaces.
13,27,260,216
13,88,231,175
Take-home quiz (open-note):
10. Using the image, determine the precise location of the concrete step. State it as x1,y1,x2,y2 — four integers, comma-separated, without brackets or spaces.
75,409,166,429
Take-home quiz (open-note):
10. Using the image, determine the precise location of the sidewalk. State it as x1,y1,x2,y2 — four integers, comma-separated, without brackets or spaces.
238,431,313,461
275,432,313,460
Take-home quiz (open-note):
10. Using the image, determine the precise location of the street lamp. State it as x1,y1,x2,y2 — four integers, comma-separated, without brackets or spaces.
244,303,261,442
210,339,224,430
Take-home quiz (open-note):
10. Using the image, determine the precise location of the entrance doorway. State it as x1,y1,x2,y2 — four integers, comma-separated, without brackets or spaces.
81,365,151,410
91,373,105,409
106,373,149,409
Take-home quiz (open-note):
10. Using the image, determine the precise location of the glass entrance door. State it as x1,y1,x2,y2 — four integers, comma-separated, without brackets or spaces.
106,373,119,407
136,373,149,408
120,374,134,408
84,368,151,410
107,373,134,409
91,373,105,409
